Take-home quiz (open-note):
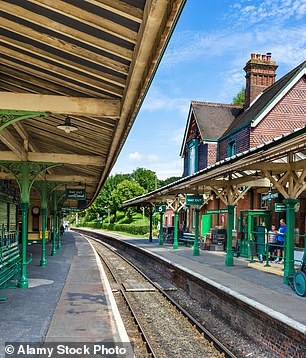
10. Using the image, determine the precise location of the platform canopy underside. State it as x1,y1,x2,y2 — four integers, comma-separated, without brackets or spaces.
0,0,186,207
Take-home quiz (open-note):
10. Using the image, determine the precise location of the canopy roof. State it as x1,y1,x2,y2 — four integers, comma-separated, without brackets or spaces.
0,0,186,207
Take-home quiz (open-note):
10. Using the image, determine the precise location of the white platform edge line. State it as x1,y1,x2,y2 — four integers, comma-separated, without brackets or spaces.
86,238,131,343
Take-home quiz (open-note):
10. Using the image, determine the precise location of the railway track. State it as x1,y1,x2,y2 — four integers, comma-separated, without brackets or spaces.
84,234,237,358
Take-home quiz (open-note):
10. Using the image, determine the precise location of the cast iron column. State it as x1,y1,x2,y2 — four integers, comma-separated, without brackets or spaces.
225,205,235,266
19,202,29,288
40,208,47,266
173,211,179,250
159,213,164,245
283,199,298,284
149,209,153,243
193,208,200,256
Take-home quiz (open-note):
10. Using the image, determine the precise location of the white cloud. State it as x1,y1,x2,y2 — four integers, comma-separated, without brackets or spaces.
128,152,142,162
231,0,306,24
170,127,185,145
147,154,159,162
142,87,190,116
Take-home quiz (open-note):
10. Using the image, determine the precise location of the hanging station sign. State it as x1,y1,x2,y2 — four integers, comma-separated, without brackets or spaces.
154,204,167,213
66,188,86,200
206,209,228,214
274,203,286,212
262,191,278,202
186,195,203,207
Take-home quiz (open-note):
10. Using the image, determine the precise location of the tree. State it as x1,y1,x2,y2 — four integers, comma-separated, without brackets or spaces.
131,168,158,192
159,176,181,187
111,180,146,222
232,87,245,106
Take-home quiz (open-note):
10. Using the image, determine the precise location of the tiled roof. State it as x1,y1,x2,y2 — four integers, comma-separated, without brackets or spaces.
222,60,306,137
191,101,242,140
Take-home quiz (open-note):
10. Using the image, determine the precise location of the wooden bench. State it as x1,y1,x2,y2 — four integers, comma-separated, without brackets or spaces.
179,233,195,247
0,241,21,301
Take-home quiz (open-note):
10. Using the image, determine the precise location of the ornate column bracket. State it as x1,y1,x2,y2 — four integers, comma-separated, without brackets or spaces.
211,184,251,206
166,195,185,212
0,110,48,132
0,161,63,203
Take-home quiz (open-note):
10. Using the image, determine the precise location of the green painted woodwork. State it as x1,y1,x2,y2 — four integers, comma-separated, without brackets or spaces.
201,214,212,236
57,214,61,249
187,139,198,175
159,213,164,245
225,205,235,266
173,211,179,250
283,199,299,285
0,110,48,132
193,208,200,256
239,210,270,259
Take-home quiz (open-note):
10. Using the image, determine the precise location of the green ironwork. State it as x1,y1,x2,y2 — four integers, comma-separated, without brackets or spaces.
283,199,299,284
51,190,66,255
225,205,235,266
19,202,29,288
40,208,47,266
33,180,68,265
193,208,200,256
159,213,164,245
0,162,62,287
57,213,61,249
0,110,48,132
173,211,179,250
149,208,153,243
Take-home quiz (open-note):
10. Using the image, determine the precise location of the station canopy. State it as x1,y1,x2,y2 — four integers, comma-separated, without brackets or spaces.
0,0,186,208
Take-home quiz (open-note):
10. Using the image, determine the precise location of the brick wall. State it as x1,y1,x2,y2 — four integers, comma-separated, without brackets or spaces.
251,76,306,147
219,126,250,161
207,142,218,167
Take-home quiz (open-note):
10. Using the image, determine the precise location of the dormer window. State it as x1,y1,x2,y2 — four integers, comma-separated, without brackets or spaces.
228,139,237,157
187,139,198,175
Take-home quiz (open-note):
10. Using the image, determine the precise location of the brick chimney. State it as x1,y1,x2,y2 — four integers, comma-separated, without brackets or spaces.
244,52,278,108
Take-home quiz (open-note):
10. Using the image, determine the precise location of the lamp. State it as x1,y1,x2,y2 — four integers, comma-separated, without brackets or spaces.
57,116,78,133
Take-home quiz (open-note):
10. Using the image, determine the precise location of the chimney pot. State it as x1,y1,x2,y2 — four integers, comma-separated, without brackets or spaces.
266,52,272,61
262,54,267,61
256,53,261,60
251,53,255,60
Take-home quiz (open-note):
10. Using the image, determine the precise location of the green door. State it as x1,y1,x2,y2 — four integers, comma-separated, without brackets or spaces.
201,214,212,236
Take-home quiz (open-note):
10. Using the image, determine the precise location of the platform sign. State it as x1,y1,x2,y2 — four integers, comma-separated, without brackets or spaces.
62,207,81,213
186,195,203,207
274,203,286,212
154,204,167,213
206,209,228,214
66,188,86,200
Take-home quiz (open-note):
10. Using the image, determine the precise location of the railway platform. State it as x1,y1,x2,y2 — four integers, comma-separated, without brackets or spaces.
78,229,306,331
0,231,130,358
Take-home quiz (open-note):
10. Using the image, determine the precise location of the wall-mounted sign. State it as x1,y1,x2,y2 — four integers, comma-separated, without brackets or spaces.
186,195,203,206
206,209,228,214
154,204,167,213
66,188,86,200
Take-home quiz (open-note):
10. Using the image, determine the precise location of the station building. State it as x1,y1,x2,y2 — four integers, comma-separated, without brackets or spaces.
124,54,306,285
179,54,306,251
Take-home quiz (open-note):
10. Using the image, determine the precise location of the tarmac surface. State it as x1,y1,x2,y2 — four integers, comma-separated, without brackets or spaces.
79,228,306,333
0,231,130,358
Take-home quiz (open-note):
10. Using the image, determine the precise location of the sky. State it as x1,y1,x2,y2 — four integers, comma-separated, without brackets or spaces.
111,0,306,180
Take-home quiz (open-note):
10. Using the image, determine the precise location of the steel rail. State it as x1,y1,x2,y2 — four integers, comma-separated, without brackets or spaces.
87,236,158,358
84,233,237,358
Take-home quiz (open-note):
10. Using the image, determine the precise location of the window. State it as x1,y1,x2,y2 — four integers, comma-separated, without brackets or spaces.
187,139,198,175
228,139,236,157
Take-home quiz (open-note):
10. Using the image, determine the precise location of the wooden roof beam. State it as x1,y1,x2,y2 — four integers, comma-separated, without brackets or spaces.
0,92,120,117
0,152,105,166
0,2,133,61
84,0,143,24
1,18,129,76
28,0,138,44
0,128,27,160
